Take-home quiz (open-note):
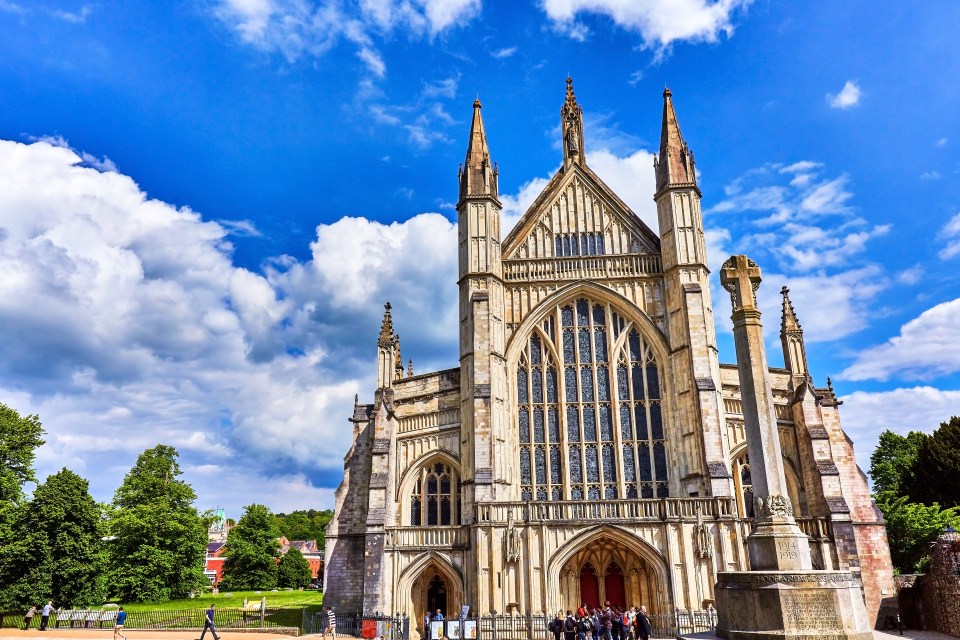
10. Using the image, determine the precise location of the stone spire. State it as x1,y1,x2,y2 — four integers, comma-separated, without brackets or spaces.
393,334,404,381
780,286,810,385
458,99,498,201
561,76,585,168
655,88,697,193
407,359,413,378
378,302,394,348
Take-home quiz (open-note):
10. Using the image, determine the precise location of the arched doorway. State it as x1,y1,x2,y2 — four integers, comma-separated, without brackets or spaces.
553,528,668,613
426,574,447,617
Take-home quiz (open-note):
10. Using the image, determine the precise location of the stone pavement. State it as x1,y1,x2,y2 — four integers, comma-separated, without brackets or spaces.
0,631,294,640
678,630,958,640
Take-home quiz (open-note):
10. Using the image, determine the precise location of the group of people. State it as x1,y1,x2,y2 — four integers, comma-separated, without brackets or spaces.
21,603,57,631
549,603,653,640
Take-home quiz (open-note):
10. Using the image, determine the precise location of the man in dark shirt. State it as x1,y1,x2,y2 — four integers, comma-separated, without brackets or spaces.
200,604,220,640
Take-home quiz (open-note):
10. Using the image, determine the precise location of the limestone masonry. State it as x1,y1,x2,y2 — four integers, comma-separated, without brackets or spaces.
323,80,894,633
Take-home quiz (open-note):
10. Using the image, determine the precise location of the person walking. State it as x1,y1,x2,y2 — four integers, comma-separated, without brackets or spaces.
39,602,55,631
23,605,37,630
114,607,127,640
564,610,577,640
200,603,220,640
323,606,337,638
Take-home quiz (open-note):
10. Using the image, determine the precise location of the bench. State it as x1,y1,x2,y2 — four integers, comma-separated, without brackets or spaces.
53,609,118,628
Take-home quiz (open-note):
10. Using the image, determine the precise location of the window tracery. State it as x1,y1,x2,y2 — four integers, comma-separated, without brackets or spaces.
516,297,668,500
410,461,460,526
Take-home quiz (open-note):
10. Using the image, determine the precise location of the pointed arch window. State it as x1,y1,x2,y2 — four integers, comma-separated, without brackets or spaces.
410,462,460,526
516,297,668,501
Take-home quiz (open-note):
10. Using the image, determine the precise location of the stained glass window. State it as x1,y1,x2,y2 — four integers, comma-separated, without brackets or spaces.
515,297,667,502
410,462,458,526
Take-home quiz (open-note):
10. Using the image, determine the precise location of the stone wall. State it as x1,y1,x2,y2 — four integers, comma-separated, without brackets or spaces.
917,537,960,637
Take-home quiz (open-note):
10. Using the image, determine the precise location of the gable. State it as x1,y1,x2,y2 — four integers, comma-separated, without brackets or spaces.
502,164,661,260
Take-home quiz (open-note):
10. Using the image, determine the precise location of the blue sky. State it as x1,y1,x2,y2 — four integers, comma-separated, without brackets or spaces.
1,0,959,516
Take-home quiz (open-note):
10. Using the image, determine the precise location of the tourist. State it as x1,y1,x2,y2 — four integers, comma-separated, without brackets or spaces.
564,610,577,640
114,607,127,640
611,608,623,640
23,604,37,630
599,606,612,640
575,611,589,640
200,603,220,640
323,606,337,638
635,607,651,640
433,609,445,621
549,611,563,640
39,602,55,631
590,608,601,640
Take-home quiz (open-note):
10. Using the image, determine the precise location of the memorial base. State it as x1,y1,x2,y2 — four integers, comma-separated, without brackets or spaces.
714,571,873,640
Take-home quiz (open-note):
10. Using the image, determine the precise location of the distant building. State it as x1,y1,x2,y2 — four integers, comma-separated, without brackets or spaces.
205,541,227,584
203,536,325,585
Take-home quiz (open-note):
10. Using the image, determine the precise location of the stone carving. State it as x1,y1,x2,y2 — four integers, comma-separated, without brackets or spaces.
694,504,713,559
783,592,839,630
753,494,793,520
505,511,522,562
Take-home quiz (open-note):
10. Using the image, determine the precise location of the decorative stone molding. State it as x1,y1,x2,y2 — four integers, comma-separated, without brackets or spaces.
817,460,841,476
754,494,793,519
474,384,491,398
707,461,731,479
825,496,851,514
807,426,829,439
369,473,388,489
695,377,716,391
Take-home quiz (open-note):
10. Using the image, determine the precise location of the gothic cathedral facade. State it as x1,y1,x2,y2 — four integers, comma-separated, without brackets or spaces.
323,80,893,628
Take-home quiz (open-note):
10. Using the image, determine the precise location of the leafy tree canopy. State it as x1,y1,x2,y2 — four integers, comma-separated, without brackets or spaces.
221,504,281,591
277,547,313,589
875,491,960,573
869,430,926,495
107,445,208,602
0,403,45,536
905,416,960,508
274,509,333,547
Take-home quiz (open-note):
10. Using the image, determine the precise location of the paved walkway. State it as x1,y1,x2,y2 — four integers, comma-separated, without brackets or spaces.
679,630,958,640
0,631,294,640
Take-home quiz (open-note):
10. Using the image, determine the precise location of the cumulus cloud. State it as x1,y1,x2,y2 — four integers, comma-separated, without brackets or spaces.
840,298,960,381
827,80,861,109
541,0,751,52
839,386,960,474
0,137,460,514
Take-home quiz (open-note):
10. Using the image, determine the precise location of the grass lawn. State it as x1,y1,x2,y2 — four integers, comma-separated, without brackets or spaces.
118,589,324,612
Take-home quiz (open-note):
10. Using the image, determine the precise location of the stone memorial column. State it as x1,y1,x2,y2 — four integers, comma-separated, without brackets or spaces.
719,255,811,571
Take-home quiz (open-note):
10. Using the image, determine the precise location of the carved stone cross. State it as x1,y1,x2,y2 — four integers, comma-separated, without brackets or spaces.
720,255,761,312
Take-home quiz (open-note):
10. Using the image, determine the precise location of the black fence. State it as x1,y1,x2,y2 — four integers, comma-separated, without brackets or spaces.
309,609,717,640
0,607,303,632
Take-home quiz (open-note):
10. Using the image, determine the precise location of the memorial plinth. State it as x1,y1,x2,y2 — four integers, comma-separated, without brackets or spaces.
714,256,873,640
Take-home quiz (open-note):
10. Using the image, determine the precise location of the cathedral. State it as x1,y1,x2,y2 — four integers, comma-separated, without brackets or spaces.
323,80,893,629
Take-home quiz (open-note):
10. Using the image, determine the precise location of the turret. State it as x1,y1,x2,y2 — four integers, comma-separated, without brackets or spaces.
780,286,810,387
376,302,396,390
654,88,697,193
459,100,498,201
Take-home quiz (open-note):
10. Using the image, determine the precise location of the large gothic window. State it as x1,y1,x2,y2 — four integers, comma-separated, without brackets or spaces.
516,297,668,501
410,462,460,526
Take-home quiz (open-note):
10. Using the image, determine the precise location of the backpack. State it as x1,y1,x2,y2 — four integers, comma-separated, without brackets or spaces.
583,619,593,631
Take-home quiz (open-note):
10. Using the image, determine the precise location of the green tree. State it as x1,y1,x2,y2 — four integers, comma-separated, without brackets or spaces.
277,548,313,588
274,509,333,547
869,430,926,495
106,445,208,602
905,417,960,508
0,469,106,608
0,403,45,538
221,504,281,590
876,491,960,573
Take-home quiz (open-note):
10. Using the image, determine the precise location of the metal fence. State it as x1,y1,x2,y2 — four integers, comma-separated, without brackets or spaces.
1,607,303,632
311,609,717,640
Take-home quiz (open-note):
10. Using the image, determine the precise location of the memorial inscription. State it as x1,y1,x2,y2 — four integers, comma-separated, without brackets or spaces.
783,592,837,630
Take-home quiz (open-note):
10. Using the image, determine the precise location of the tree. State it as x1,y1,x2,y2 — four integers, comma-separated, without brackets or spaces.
0,403,45,538
277,548,313,588
106,445,208,602
869,430,926,495
0,469,106,608
274,509,333,547
905,417,960,508
875,491,960,573
221,504,281,590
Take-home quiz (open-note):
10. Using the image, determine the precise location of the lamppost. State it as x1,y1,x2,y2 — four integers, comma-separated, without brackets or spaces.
943,525,960,575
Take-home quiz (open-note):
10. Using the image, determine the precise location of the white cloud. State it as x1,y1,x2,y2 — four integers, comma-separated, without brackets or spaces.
839,387,960,475
827,80,861,109
939,212,960,259
50,5,92,23
0,0,26,14
0,137,461,514
491,46,518,59
542,0,749,51
840,298,960,381
936,137,948,148
896,265,923,285
920,170,941,181
358,46,387,77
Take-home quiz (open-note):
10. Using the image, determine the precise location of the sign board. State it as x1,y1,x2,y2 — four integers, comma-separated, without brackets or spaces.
446,622,461,639
463,621,478,639
361,620,378,639
430,621,445,640
460,605,471,620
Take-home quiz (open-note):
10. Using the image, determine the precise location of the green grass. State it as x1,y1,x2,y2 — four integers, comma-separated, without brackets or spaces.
117,589,324,612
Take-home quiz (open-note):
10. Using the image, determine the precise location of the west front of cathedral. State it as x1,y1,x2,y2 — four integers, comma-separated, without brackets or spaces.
323,80,894,629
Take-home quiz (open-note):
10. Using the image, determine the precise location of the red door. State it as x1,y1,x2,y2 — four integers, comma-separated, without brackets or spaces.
579,564,600,609
604,564,625,608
